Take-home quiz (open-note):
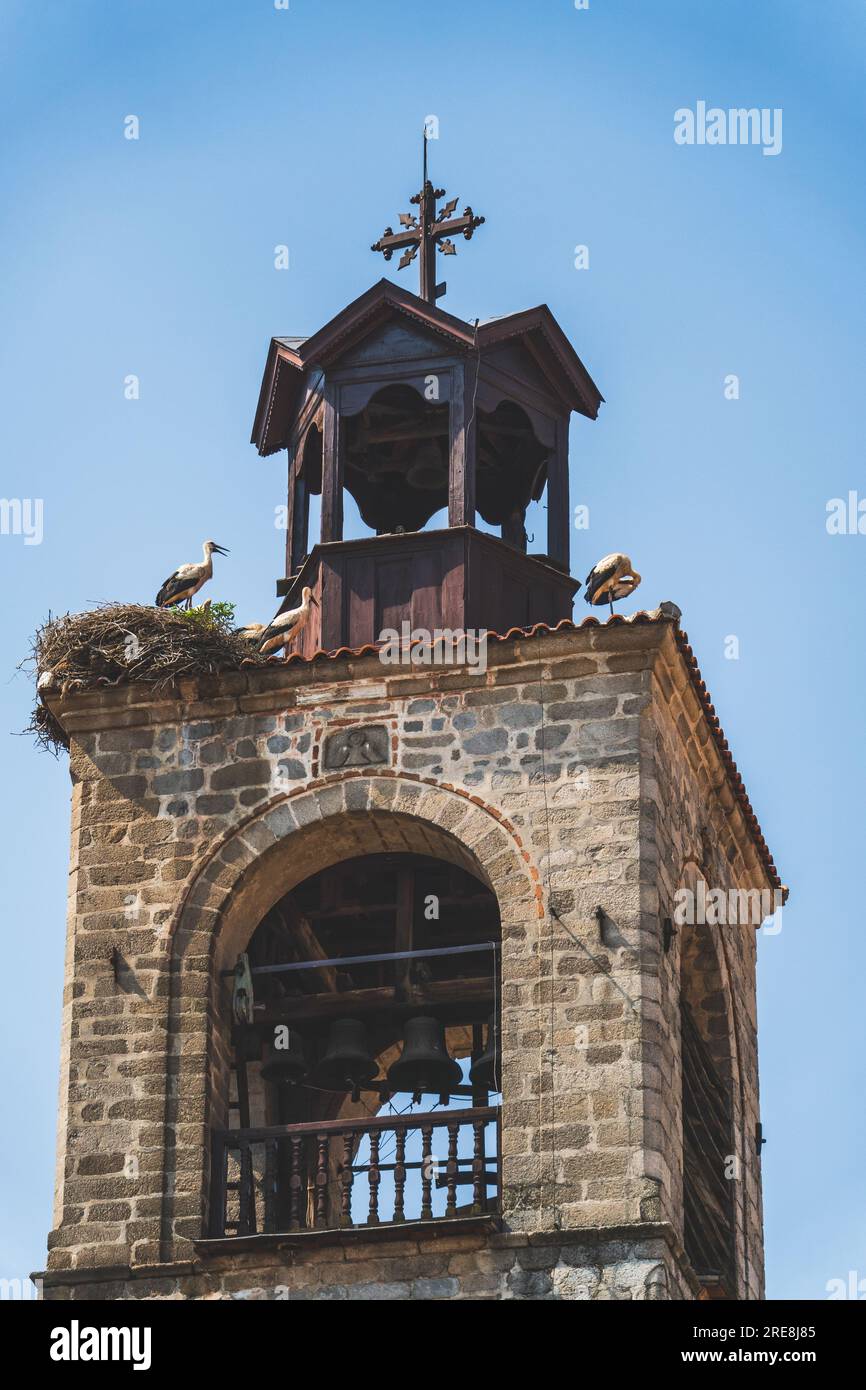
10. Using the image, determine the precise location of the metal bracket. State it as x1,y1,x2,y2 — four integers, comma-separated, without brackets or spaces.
595,905,606,943
232,952,254,1026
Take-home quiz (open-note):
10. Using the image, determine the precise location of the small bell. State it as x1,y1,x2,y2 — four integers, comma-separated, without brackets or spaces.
469,1014,501,1093
260,1028,308,1086
308,1018,379,1101
387,1015,461,1103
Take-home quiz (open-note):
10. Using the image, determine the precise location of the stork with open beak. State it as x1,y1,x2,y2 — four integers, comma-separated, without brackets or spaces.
257,587,318,658
584,553,642,615
155,540,229,609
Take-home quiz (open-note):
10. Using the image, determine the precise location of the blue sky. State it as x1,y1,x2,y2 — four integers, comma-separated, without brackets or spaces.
1,0,864,1299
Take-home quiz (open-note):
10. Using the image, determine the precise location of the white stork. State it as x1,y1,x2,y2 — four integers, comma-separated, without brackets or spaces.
155,540,229,609
584,553,642,615
257,587,318,658
235,622,266,644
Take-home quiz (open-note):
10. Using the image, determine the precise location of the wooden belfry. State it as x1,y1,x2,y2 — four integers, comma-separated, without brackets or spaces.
251,142,603,657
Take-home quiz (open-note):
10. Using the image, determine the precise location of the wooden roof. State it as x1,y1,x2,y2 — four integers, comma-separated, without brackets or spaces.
251,278,604,457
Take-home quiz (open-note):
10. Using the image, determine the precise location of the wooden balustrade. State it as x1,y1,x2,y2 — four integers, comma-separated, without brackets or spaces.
209,1107,500,1239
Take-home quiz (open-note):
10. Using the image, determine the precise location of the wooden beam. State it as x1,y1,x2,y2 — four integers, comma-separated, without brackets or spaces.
269,899,339,994
302,900,496,929
256,975,493,1025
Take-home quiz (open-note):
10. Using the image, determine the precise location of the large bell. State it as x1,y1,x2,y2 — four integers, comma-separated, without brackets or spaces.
387,1016,462,1101
407,443,448,491
469,1014,501,1092
260,1028,308,1087
308,1018,379,1098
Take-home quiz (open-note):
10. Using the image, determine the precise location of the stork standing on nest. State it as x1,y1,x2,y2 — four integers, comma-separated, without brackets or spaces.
257,587,318,658
155,540,229,609
584,553,641,615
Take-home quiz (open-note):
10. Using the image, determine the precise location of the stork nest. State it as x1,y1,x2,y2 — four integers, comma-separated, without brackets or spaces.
26,603,270,754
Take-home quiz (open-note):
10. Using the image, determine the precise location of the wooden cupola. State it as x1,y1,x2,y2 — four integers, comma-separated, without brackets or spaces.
251,182,603,657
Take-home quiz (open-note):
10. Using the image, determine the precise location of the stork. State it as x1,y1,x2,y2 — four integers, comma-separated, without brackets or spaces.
155,540,229,609
235,622,266,644
584,553,642,615
257,587,318,658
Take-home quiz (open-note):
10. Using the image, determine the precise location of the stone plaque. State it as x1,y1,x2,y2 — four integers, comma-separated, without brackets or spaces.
322,724,389,770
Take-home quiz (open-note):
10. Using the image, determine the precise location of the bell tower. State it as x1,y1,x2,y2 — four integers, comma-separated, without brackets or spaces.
37,148,775,1303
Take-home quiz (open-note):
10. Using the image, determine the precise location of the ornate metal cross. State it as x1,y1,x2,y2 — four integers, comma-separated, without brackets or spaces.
371,133,485,304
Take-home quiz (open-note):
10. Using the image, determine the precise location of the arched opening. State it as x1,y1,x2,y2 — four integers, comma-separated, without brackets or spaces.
476,399,550,552
164,787,536,1254
679,903,738,1296
343,384,450,535
208,830,503,1238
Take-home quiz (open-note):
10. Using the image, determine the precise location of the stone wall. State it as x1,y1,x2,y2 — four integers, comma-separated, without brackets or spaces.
38,614,772,1298
41,1227,695,1302
641,638,770,1298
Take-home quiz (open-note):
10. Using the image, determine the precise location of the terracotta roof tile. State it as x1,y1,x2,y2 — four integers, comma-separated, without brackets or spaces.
674,628,781,891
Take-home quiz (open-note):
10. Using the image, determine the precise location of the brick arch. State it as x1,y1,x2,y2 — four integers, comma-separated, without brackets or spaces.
159,773,539,1260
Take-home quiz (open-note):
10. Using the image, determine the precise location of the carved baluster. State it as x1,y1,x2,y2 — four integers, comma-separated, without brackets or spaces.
340,1131,354,1227
393,1127,407,1224
315,1134,329,1228
288,1135,303,1230
420,1124,434,1220
445,1122,459,1217
246,1142,259,1235
238,1142,253,1235
264,1140,276,1234
367,1131,381,1225
472,1121,485,1214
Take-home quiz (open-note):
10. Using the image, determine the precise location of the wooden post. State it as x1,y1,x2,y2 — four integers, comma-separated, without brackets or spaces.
546,414,570,569
320,384,343,543
395,867,414,998
208,1132,228,1238
449,360,476,527
289,472,309,577
284,445,296,579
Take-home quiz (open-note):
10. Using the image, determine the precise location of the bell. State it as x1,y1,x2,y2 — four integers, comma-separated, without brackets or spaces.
407,443,448,491
387,1016,462,1101
309,1018,379,1096
469,1014,501,1092
260,1028,308,1087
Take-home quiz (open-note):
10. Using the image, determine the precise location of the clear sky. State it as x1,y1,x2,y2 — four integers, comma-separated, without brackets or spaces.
1,0,863,1300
